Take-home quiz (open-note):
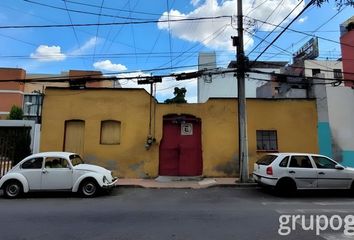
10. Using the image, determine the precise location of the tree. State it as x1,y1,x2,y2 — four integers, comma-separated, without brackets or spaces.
164,87,188,104
8,105,24,120
314,0,354,7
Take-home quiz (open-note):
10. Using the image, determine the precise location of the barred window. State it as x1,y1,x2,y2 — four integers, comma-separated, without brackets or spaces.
256,130,278,151
333,69,343,79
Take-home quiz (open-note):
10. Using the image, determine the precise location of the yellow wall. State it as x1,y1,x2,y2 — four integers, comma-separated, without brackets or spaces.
41,88,318,178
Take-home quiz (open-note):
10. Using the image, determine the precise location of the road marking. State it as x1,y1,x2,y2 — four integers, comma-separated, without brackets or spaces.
320,233,354,240
276,209,354,214
315,201,354,206
262,201,354,206
262,201,305,205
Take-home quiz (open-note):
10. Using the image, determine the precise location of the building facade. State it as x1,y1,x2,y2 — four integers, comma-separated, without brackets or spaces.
340,16,354,87
40,87,319,178
197,52,287,103
0,68,119,120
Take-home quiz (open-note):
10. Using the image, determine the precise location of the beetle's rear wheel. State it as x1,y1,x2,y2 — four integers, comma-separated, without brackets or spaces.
3,180,23,199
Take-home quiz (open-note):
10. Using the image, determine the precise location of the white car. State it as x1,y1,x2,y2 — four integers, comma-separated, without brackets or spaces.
0,152,118,198
253,153,354,194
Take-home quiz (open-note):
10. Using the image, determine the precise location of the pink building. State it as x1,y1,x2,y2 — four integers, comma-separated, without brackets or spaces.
340,16,354,87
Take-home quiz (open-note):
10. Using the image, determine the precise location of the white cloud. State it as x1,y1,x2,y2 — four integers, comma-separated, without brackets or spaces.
70,37,100,55
30,45,66,62
158,0,305,51
298,16,308,23
191,0,202,6
93,60,127,72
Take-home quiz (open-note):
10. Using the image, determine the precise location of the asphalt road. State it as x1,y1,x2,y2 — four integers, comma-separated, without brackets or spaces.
1,187,354,240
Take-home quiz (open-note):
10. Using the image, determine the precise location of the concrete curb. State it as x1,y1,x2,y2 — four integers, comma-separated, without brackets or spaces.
116,181,258,189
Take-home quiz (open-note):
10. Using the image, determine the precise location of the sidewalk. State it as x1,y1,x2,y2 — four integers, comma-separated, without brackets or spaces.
116,177,257,189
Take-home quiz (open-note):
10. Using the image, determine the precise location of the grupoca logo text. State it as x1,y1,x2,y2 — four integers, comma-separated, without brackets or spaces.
278,214,354,236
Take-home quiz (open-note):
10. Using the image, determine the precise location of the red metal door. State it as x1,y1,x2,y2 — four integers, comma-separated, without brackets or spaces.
159,115,202,176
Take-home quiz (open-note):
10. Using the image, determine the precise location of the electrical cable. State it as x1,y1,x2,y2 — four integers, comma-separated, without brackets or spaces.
250,0,316,66
23,0,150,21
247,0,305,58
0,15,233,29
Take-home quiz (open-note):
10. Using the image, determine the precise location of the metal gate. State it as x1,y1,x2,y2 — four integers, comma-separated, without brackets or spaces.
159,114,202,176
0,127,32,177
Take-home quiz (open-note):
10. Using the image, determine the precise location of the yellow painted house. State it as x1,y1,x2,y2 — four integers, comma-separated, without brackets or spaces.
40,87,319,178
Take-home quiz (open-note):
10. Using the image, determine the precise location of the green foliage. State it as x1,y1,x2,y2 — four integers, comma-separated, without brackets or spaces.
164,87,187,104
8,105,23,120
313,0,354,8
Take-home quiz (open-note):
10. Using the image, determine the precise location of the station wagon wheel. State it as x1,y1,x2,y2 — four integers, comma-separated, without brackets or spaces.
80,179,98,197
276,178,297,197
4,180,23,199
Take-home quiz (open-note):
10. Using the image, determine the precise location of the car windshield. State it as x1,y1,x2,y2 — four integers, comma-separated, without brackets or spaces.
256,155,278,165
70,155,84,166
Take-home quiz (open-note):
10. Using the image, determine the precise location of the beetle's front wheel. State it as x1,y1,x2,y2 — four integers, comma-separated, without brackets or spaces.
80,179,99,197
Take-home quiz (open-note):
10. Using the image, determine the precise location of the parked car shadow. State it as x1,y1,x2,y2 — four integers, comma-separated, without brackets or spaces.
259,187,354,199
0,188,118,199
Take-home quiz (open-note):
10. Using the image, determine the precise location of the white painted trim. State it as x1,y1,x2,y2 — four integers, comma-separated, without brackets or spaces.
0,90,24,94
0,112,10,114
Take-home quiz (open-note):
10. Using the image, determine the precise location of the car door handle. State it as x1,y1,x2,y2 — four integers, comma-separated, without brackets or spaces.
289,171,296,174
318,172,325,175
42,169,48,174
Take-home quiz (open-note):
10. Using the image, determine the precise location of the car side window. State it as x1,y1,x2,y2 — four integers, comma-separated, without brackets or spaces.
21,158,43,169
279,156,289,167
289,156,313,168
45,157,70,169
312,156,336,169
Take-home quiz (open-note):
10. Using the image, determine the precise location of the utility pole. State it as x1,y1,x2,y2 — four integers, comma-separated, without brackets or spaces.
234,0,249,183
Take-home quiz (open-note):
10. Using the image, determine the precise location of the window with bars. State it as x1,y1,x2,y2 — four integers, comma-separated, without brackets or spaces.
23,94,42,117
333,69,343,79
256,130,278,151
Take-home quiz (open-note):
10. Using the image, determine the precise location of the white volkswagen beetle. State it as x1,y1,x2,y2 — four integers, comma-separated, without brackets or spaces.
0,152,118,198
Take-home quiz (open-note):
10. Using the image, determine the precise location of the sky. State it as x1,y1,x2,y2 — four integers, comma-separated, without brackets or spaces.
0,0,353,102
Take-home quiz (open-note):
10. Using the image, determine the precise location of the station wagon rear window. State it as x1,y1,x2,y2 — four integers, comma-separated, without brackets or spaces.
256,155,277,165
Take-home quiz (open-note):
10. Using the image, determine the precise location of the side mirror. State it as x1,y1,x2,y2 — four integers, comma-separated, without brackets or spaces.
335,165,344,170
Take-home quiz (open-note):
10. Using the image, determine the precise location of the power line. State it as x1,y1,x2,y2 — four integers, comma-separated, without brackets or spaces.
248,0,308,62
244,28,293,56
0,15,232,29
57,0,166,17
250,0,315,65
244,0,289,51
23,0,150,21
156,24,230,70
92,0,105,63
63,0,87,68
166,0,173,70
1,63,352,84
246,15,354,49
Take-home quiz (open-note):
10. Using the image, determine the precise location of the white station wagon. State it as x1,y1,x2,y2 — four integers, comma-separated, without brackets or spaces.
253,153,354,194
0,152,117,198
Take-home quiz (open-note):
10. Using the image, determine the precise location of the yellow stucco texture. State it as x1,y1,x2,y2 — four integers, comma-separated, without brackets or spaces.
40,88,318,178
